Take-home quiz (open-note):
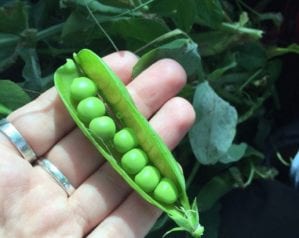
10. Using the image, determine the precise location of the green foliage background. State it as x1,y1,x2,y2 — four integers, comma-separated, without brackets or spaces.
1,0,299,237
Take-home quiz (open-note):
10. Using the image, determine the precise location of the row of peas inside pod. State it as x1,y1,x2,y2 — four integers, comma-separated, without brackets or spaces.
70,77,178,205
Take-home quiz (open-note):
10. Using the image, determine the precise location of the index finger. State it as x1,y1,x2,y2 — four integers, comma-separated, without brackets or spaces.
2,51,138,157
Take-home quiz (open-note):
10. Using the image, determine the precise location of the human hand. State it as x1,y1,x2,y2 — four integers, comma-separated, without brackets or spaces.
0,51,195,238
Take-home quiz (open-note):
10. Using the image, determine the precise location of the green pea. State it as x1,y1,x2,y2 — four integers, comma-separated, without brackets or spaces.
113,128,138,153
77,97,106,123
135,165,161,193
89,116,116,140
154,178,178,205
71,77,97,101
120,148,148,174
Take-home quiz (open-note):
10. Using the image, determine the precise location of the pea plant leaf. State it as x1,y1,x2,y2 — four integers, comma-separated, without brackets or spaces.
62,10,168,51
194,0,225,29
208,53,237,81
110,17,169,47
0,104,11,117
133,38,203,80
218,143,248,164
0,1,27,72
61,10,96,45
0,33,19,72
30,0,61,29
175,0,197,32
18,48,43,92
235,41,267,71
0,33,19,48
0,1,28,34
150,0,197,32
0,80,31,115
189,81,238,165
61,0,130,15
192,31,240,57
96,0,132,8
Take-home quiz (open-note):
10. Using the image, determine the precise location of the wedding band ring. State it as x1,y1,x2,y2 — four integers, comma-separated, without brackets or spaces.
0,118,37,163
38,159,75,196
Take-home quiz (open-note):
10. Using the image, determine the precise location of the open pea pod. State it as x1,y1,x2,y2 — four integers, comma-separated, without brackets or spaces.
54,49,203,237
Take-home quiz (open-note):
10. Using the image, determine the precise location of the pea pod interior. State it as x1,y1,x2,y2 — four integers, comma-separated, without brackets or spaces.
54,49,203,237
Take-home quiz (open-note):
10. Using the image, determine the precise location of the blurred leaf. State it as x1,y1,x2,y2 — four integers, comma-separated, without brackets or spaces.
0,50,18,73
264,59,282,84
236,59,281,122
189,81,238,165
61,0,138,45
97,0,133,8
0,1,28,33
62,10,168,50
214,72,250,90
0,104,12,116
0,80,31,114
208,54,237,81
257,12,283,27
175,0,197,32
149,0,177,14
150,0,197,32
198,175,234,212
193,31,239,57
30,0,61,29
135,29,188,53
111,18,169,43
61,10,95,44
0,33,19,48
194,0,225,28
0,33,19,72
267,43,299,58
235,41,267,71
61,0,128,15
243,144,264,159
219,143,248,164
18,48,43,91
133,38,203,79
0,3,25,72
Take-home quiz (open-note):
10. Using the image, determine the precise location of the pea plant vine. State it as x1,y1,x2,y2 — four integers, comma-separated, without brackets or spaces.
1,0,299,237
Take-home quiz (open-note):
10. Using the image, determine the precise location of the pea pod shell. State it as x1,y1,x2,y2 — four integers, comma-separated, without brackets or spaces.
54,50,203,237
75,49,188,203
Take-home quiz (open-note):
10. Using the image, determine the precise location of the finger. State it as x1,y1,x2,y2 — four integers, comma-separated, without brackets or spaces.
127,59,187,118
86,192,161,238
44,59,187,187
1,51,138,157
149,97,196,150
69,97,196,234
45,128,100,187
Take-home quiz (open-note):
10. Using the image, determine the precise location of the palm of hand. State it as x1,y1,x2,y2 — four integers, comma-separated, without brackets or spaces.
1,153,80,237
0,51,195,238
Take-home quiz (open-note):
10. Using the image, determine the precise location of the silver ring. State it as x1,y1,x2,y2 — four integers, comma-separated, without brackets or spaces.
0,118,37,163
37,159,75,196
